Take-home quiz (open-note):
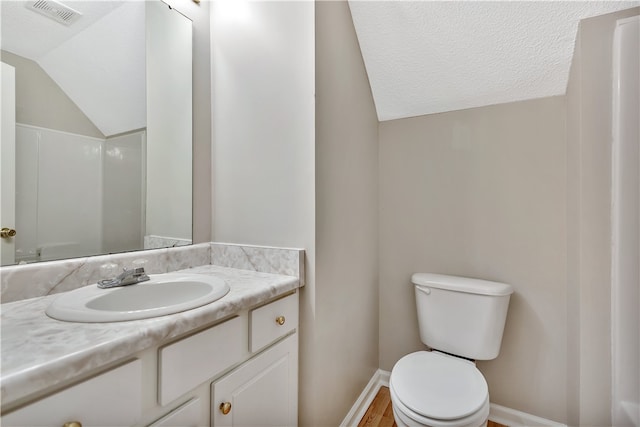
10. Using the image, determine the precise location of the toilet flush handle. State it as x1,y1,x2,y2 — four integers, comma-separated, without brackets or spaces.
415,285,431,295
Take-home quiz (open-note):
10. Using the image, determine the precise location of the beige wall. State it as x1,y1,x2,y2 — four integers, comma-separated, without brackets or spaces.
1,50,104,139
311,1,379,425
566,7,640,427
207,3,639,425
379,97,568,423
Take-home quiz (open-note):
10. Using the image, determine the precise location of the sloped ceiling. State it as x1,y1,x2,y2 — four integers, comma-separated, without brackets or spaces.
1,1,145,137
349,1,640,121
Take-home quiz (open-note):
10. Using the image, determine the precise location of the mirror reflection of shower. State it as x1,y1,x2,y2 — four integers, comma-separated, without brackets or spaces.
14,126,146,263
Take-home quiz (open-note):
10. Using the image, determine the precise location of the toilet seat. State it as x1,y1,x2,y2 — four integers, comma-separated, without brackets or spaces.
390,384,490,427
390,351,489,426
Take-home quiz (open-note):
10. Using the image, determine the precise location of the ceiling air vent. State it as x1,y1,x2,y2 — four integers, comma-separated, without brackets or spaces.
26,0,82,26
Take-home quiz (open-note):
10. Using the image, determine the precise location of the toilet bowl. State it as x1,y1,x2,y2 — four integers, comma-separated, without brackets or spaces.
389,351,490,427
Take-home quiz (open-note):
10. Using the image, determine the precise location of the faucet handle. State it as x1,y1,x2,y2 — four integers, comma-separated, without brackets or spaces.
98,266,150,288
131,266,146,276
131,267,150,283
100,262,119,278
119,266,147,279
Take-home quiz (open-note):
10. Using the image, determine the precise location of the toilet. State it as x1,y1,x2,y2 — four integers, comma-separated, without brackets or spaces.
389,273,513,427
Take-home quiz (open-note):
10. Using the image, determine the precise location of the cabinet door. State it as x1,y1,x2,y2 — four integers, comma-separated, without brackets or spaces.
212,334,297,427
2,360,141,427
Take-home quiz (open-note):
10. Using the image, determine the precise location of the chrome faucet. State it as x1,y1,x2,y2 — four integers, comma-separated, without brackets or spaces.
97,267,150,289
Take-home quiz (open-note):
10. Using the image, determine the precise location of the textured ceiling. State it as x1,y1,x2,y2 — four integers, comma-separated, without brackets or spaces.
349,1,640,121
1,1,124,61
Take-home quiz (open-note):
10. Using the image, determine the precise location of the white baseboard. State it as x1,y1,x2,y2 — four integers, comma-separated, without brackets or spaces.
339,369,390,427
489,403,567,427
342,369,567,427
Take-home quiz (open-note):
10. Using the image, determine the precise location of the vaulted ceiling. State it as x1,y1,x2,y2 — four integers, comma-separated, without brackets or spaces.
3,1,638,128
1,1,145,137
349,1,639,121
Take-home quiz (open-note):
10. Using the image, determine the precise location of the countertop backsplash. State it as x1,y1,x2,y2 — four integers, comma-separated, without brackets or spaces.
1,243,305,303
210,243,305,284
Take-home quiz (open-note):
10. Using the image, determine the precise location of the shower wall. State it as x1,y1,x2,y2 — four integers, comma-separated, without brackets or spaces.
566,7,639,426
611,15,640,427
15,125,102,262
103,131,145,255
15,124,144,263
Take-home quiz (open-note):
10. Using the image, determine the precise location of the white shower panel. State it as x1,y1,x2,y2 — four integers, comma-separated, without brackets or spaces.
611,15,640,427
36,127,103,261
103,131,145,254
14,126,39,262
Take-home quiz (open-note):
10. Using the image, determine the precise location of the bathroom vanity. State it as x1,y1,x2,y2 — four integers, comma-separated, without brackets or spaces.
0,244,304,427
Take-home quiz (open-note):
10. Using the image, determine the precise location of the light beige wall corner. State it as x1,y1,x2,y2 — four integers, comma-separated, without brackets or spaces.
566,7,640,427
378,96,568,423
209,2,379,426
1,50,104,139
310,1,379,425
185,0,213,245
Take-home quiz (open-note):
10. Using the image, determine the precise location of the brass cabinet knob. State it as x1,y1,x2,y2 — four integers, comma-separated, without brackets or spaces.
63,422,82,427
0,228,16,238
275,316,286,326
220,401,232,415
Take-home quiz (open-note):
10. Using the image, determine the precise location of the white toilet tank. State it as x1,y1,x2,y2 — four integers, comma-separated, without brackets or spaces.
412,273,513,360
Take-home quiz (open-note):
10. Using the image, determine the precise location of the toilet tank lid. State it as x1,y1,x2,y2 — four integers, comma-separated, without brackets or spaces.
411,273,513,296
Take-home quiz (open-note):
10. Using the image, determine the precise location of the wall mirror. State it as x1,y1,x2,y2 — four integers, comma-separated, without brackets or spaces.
0,0,193,266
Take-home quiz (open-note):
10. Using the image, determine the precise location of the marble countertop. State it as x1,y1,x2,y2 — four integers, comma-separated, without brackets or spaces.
0,265,300,409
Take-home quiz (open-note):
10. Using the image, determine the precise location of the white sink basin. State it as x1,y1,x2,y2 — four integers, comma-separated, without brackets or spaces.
46,273,230,322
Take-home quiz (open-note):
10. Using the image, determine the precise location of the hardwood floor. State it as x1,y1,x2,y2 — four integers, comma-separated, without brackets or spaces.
357,386,507,427
358,386,396,427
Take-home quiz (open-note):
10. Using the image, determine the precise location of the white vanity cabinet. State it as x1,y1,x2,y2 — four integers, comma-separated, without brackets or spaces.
1,292,299,427
1,359,142,427
154,292,299,427
211,334,298,427
212,292,299,427
158,291,299,427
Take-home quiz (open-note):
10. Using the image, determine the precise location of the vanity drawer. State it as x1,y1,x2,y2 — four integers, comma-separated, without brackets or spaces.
2,359,142,427
250,292,298,352
158,316,244,406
